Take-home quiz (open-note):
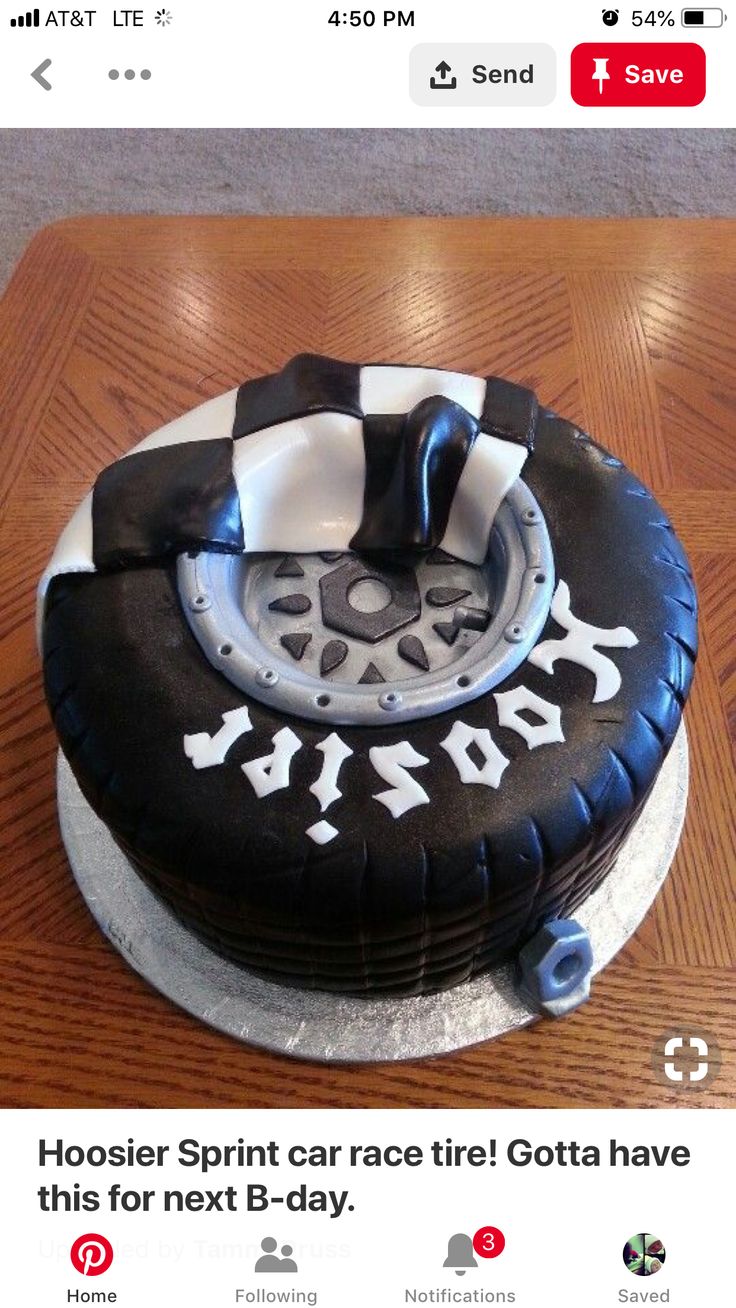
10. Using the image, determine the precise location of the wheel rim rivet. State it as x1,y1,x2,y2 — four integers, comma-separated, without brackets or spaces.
256,667,279,688
379,691,403,712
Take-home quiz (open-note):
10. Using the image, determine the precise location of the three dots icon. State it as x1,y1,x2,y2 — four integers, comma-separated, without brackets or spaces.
109,69,152,81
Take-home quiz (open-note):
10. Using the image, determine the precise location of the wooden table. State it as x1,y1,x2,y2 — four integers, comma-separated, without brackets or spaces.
0,216,734,1108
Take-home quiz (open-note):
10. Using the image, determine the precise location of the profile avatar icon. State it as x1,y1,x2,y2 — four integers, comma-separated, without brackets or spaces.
443,1233,477,1276
623,1233,665,1276
255,1238,298,1273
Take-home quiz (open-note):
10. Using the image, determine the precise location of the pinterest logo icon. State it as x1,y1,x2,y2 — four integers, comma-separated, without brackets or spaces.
70,1234,114,1277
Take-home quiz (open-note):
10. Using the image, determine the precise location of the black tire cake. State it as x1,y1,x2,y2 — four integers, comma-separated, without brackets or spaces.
39,356,697,1001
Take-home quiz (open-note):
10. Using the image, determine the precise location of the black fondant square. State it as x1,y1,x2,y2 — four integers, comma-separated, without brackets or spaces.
481,376,538,450
351,399,478,552
92,437,244,569
233,353,362,438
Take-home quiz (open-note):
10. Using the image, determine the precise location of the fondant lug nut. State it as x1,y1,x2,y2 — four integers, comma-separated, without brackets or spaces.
518,918,594,1018
454,605,491,632
319,557,421,644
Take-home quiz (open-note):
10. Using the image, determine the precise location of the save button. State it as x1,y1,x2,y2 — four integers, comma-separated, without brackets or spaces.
571,43,706,107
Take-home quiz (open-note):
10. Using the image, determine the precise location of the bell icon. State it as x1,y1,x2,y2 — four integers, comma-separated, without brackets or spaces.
443,1232,477,1276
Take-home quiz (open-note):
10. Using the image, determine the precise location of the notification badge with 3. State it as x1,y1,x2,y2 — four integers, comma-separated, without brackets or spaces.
70,1234,114,1277
444,1226,506,1275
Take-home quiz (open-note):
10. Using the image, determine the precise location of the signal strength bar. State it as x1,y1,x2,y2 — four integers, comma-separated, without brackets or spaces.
10,8,41,25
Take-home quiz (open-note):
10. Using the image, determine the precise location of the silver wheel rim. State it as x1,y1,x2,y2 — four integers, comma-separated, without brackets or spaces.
177,479,554,726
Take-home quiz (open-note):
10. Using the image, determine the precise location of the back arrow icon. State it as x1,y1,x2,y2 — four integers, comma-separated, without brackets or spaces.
31,59,52,91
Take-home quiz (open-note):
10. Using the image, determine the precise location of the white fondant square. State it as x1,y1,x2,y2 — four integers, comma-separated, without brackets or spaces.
441,433,527,564
359,366,486,418
232,412,366,554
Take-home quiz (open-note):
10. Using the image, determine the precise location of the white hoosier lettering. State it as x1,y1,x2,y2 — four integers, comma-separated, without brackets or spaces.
369,741,430,818
242,726,302,799
528,579,638,703
183,706,253,770
182,580,639,838
305,820,340,846
440,720,509,787
309,733,354,812
494,685,565,749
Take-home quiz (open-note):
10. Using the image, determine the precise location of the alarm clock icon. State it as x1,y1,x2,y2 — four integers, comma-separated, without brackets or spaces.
602,8,620,22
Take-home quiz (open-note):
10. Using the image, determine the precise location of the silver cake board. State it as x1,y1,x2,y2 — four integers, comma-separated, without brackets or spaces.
57,724,688,1064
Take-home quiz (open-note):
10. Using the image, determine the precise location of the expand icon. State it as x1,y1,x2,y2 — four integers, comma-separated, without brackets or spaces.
664,1034,709,1082
651,1026,722,1090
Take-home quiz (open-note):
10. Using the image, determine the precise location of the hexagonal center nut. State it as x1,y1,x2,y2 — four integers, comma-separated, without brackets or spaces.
319,557,421,644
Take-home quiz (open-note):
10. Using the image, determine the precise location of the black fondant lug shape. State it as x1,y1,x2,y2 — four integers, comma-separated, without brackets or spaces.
321,639,349,675
358,662,384,684
398,635,430,671
269,593,312,615
455,604,492,632
426,586,471,608
280,632,312,660
433,620,459,646
275,555,305,578
319,557,421,644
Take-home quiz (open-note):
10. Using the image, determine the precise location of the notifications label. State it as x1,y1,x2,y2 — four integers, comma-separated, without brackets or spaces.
571,43,706,107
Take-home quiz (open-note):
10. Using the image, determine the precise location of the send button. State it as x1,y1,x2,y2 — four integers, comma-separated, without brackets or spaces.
410,44,556,107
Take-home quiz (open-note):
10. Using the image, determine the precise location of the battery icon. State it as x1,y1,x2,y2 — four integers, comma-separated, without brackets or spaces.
681,7,724,23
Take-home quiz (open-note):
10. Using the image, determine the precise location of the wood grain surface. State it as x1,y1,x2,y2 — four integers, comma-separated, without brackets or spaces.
0,216,733,1109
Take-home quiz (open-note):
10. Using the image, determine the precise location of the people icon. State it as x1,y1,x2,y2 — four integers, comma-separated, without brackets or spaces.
255,1237,298,1273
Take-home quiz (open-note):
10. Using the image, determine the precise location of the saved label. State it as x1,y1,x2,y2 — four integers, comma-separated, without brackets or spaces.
571,42,706,107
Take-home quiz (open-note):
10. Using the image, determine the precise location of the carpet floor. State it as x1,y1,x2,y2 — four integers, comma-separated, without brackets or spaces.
1,128,734,288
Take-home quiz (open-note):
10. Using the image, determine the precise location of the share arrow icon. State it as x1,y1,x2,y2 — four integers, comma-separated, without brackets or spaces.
31,58,52,91
430,60,457,90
